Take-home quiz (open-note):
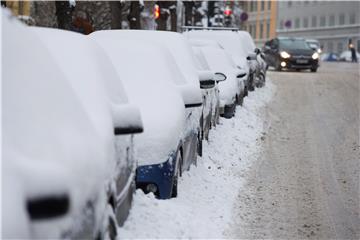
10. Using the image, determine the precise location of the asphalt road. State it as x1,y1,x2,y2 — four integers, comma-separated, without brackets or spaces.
227,62,360,239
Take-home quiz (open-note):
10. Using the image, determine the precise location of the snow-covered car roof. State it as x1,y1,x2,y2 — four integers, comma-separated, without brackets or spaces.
92,30,201,88
188,39,224,49
184,30,248,58
3,13,118,237
90,35,186,166
184,30,249,70
237,31,256,52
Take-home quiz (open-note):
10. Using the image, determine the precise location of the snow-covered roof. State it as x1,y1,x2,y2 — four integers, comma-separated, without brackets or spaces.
90,34,186,166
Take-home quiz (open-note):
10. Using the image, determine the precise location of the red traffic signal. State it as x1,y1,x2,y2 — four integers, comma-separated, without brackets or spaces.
154,4,160,19
224,7,232,16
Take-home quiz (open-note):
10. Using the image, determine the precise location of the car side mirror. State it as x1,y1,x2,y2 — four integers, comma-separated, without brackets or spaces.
112,104,144,135
247,53,257,60
198,70,216,89
254,48,261,55
214,72,227,82
235,69,247,78
179,84,203,108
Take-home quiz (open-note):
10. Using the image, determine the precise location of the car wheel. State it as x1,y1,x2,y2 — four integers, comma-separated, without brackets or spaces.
275,60,282,71
171,151,182,198
311,67,317,72
244,86,248,97
98,204,118,240
248,75,255,91
197,132,203,157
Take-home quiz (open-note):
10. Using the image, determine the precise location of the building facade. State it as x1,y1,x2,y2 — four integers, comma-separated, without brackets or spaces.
276,1,360,54
241,0,278,47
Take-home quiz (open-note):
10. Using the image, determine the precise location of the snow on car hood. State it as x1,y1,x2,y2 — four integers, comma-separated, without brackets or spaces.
3,13,115,235
90,35,186,166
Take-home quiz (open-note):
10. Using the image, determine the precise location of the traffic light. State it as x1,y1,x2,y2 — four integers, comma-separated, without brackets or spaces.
224,6,232,16
154,4,160,19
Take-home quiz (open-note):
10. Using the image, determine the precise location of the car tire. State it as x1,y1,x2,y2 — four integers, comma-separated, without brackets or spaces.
171,151,182,198
275,60,282,71
248,74,255,91
99,204,118,240
311,67,317,72
197,132,203,157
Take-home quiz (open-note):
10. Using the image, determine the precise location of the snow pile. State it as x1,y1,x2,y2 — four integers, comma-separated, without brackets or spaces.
118,79,276,238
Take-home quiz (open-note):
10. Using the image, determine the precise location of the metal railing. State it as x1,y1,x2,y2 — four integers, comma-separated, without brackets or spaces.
181,26,239,32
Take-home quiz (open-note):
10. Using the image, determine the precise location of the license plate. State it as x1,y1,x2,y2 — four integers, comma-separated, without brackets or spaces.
296,59,308,64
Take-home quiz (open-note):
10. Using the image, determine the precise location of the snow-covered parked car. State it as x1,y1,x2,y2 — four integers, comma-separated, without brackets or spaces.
191,45,224,132
97,30,215,156
191,41,246,118
184,30,251,92
90,34,203,199
3,13,143,240
237,30,267,88
339,50,360,62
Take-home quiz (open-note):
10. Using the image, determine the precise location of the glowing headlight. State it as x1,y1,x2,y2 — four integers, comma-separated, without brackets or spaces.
317,48,322,54
312,52,319,59
280,51,291,59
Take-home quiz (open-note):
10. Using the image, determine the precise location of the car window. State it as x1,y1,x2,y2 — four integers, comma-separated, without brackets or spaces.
280,39,311,50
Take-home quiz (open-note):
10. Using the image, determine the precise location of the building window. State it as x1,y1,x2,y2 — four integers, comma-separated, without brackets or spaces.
311,16,317,27
288,1,292,7
260,23,264,39
350,13,355,24
295,18,300,28
303,18,309,28
339,13,345,25
329,15,335,26
249,25,253,36
337,42,343,54
320,16,326,27
254,24,257,38
266,21,270,38
268,1,271,10
261,1,265,11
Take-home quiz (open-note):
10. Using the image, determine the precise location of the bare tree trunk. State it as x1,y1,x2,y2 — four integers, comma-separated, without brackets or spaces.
183,1,194,26
169,3,177,31
55,1,73,30
109,1,122,29
128,1,141,29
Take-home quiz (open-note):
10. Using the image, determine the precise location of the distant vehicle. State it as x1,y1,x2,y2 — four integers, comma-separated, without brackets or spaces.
3,13,143,240
321,52,339,62
91,32,204,199
263,37,319,72
306,39,322,54
339,50,360,62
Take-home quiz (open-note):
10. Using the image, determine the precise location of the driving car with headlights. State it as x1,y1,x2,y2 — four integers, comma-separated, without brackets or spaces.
263,37,319,72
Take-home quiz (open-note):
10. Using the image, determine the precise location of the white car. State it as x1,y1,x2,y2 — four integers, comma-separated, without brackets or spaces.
191,45,223,133
237,30,267,88
90,34,203,199
3,12,143,240
95,30,216,156
184,30,251,92
192,42,246,118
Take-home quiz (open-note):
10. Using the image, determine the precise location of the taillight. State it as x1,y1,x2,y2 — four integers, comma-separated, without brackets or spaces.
154,4,160,19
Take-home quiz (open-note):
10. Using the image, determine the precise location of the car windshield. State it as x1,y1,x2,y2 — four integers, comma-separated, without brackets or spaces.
307,41,320,49
280,39,311,50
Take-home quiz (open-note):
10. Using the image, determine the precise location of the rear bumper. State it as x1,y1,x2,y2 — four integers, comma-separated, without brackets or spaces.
136,153,176,199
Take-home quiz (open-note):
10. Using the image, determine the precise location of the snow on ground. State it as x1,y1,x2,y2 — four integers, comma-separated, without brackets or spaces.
118,79,276,239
